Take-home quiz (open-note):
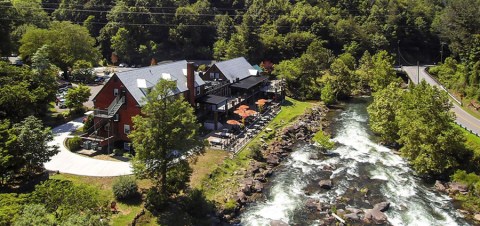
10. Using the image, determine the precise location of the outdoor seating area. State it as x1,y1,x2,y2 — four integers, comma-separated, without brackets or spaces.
206,99,282,153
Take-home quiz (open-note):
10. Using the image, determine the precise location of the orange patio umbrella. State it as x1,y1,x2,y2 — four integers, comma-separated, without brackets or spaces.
246,110,257,115
238,105,249,110
234,109,246,115
226,120,241,125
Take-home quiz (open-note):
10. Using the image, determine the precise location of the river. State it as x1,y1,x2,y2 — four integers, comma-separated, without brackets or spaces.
240,97,470,226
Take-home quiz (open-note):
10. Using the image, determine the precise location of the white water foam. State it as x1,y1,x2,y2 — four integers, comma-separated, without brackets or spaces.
240,101,468,226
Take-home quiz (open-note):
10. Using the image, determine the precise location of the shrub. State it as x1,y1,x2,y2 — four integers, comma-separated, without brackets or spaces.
83,115,93,132
66,136,82,152
248,142,263,161
223,199,237,214
113,148,123,156
112,176,139,200
313,131,334,150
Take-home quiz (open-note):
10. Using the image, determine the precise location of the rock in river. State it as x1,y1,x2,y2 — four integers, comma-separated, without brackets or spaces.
319,179,332,190
373,201,390,212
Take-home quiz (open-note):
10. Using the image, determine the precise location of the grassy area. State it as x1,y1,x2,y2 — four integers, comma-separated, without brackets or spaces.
189,149,229,188
200,97,315,205
49,174,153,225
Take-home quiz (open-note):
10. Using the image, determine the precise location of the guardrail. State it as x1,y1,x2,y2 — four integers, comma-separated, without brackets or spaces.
422,67,462,106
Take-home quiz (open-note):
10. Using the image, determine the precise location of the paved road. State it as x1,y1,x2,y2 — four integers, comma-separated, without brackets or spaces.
403,66,480,135
44,117,133,176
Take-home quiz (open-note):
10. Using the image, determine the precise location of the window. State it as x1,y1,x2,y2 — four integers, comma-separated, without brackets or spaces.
215,73,220,79
113,114,119,121
124,124,130,134
114,88,119,96
196,87,201,95
209,73,214,79
104,124,110,131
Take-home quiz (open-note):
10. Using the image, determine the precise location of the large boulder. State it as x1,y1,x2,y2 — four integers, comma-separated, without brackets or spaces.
373,202,390,212
448,182,468,194
474,214,480,222
266,154,280,165
364,209,388,224
253,180,264,193
236,192,247,204
319,180,333,190
344,213,360,221
435,180,447,192
270,220,288,226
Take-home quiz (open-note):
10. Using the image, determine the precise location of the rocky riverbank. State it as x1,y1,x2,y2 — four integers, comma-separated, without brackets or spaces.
434,180,480,223
218,105,329,224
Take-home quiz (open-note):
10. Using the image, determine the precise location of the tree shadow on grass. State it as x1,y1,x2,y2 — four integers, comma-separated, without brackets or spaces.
118,193,143,206
281,99,294,106
152,189,218,226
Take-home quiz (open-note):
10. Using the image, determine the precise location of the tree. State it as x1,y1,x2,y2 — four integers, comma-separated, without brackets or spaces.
14,204,54,226
19,21,100,72
65,85,91,112
433,0,480,58
129,79,203,205
321,81,336,105
31,179,107,221
0,62,56,121
369,50,397,92
367,82,403,144
110,28,135,63
71,60,95,83
396,81,466,176
9,116,58,178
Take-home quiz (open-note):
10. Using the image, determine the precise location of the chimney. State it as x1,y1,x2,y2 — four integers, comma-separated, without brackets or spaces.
187,62,195,106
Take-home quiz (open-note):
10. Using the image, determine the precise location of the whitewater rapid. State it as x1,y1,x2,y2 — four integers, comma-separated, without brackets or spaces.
240,98,469,226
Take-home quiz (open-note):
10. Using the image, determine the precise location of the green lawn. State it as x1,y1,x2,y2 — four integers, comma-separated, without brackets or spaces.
200,97,315,205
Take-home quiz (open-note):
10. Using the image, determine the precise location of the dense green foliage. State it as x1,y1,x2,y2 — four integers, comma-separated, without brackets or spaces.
1,179,108,225
66,136,82,152
130,79,203,209
19,21,100,71
0,61,57,121
0,116,58,187
0,0,457,66
65,84,90,111
0,193,26,225
31,179,108,221
368,81,467,176
112,176,139,200
452,170,480,213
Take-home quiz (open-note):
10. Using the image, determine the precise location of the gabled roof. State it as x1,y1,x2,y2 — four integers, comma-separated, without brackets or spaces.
215,57,257,83
115,60,205,106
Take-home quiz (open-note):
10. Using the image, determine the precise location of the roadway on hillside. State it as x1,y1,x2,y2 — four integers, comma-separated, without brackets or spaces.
44,117,133,176
402,66,480,135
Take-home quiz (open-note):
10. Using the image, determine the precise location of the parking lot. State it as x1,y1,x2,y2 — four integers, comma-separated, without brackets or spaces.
54,82,104,112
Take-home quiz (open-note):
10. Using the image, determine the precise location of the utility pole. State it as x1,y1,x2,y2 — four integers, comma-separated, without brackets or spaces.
397,40,401,67
440,42,445,64
417,61,420,84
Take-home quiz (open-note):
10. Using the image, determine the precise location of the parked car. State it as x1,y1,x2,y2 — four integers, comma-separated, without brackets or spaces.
94,76,105,84
58,81,72,89
58,98,67,109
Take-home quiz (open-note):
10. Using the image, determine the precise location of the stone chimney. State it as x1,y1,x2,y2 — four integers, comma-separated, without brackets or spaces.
187,62,195,106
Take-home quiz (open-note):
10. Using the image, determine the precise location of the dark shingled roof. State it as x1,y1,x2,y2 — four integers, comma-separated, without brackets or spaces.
215,57,258,82
115,61,205,106
197,95,228,105
230,76,268,90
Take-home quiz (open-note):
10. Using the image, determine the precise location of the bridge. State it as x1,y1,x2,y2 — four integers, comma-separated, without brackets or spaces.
402,66,480,136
